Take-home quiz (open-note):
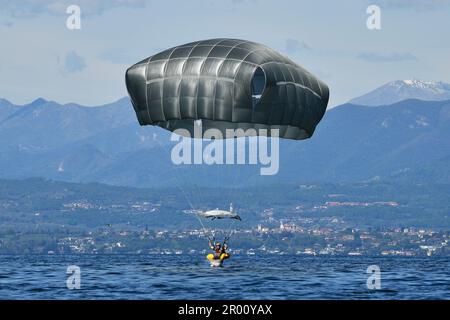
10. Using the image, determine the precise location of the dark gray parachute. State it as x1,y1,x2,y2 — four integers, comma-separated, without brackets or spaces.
125,38,329,140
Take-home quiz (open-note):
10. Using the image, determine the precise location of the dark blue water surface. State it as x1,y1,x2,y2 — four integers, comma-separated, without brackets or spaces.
0,255,448,299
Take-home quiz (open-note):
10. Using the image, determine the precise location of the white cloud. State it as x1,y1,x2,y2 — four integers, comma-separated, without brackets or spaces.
98,48,148,65
285,39,311,55
63,51,87,73
370,0,450,11
357,52,417,63
0,0,147,17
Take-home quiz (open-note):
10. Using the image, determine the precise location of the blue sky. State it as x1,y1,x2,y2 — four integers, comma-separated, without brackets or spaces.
1,0,449,107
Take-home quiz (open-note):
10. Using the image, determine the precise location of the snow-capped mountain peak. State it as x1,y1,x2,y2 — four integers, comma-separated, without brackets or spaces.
394,79,449,91
350,80,450,106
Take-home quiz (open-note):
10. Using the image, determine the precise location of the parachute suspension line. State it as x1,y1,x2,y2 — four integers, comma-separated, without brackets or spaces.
232,136,251,205
225,218,237,242
153,136,214,241
225,138,246,216
174,175,214,241
152,138,194,208
194,207,213,240
175,174,195,210
171,167,213,240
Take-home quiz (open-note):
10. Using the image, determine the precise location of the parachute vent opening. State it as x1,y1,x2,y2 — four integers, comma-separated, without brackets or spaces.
251,67,266,108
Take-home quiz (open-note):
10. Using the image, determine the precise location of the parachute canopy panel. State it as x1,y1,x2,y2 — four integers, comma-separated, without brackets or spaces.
125,38,329,140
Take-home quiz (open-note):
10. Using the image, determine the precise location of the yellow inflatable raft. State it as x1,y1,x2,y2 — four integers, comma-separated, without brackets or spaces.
207,253,230,261
207,253,230,266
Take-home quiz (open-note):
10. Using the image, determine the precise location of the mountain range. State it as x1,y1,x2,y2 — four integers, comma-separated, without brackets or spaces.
1,80,449,187
350,80,450,106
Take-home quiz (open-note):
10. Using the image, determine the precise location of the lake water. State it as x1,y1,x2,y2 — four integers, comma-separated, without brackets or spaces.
0,255,448,299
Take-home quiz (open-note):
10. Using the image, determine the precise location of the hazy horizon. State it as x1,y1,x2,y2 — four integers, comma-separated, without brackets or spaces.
1,0,450,107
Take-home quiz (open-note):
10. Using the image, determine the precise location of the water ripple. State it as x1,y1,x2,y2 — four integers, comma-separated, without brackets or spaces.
0,255,448,299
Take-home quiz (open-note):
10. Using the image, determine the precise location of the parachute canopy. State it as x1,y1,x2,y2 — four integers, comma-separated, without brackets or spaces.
125,38,329,140
196,209,241,221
